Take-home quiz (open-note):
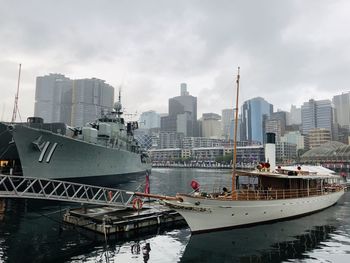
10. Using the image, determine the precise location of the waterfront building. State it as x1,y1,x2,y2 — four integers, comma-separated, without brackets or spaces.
159,131,183,149
241,97,273,143
149,144,265,164
307,128,331,149
332,92,350,130
182,137,225,149
181,148,192,159
301,141,350,164
301,99,336,140
223,145,265,164
280,131,305,150
275,142,297,163
201,113,221,138
139,110,160,130
148,148,182,161
192,147,224,162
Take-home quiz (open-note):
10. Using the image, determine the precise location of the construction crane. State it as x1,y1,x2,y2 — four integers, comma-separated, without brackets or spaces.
11,63,21,123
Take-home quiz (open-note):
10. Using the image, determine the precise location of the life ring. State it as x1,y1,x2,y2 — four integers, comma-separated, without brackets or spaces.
132,197,143,210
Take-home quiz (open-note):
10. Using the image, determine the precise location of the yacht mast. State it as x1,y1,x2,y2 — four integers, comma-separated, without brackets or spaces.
11,63,21,123
232,67,240,199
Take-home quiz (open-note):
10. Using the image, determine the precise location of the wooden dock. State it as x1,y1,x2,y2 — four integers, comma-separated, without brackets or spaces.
63,201,186,235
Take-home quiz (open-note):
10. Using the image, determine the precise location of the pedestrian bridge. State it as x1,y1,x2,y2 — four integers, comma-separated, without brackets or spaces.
0,174,135,207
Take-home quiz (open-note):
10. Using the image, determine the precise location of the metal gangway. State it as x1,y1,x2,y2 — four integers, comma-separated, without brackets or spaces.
0,174,136,207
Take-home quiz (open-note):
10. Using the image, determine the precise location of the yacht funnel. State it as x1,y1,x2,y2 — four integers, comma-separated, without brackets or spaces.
265,133,276,171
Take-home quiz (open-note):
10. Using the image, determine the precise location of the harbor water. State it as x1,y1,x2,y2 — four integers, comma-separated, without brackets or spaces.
0,168,350,262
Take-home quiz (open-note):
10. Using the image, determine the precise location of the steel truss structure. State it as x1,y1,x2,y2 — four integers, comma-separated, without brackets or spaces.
0,174,134,207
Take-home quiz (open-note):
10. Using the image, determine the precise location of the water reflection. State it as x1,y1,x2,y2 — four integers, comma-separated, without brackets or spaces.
0,199,5,221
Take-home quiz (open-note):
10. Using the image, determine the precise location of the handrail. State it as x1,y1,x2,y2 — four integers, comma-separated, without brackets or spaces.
230,186,343,200
190,185,344,201
0,174,135,207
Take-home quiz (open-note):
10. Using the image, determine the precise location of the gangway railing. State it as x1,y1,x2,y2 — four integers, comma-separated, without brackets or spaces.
0,174,135,207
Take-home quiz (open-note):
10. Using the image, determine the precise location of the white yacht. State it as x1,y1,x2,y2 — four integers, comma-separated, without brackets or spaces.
163,68,345,233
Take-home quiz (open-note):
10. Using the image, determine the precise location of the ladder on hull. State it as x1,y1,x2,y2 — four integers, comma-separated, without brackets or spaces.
0,174,135,207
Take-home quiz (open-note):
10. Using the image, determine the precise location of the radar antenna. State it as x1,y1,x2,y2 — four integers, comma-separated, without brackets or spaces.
114,86,123,117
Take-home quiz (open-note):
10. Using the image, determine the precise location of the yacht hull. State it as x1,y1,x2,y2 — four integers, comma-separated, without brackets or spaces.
165,190,345,233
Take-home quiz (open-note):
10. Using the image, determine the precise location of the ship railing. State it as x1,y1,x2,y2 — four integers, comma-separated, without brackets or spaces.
0,174,135,207
233,186,343,201
191,184,343,201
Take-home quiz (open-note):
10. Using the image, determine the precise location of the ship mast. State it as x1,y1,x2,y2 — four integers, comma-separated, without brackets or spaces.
231,67,240,199
11,63,21,123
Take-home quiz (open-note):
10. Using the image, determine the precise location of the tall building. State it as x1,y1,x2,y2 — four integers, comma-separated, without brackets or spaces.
276,142,297,163
221,109,234,140
265,111,287,142
307,128,331,149
34,74,72,123
71,78,114,127
201,113,221,138
159,132,183,149
332,92,350,130
139,110,160,129
280,131,304,150
241,97,273,143
161,83,198,137
34,74,114,126
287,105,301,125
301,99,336,140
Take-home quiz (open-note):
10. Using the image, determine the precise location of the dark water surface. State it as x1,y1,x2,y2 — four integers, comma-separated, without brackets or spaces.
0,168,349,262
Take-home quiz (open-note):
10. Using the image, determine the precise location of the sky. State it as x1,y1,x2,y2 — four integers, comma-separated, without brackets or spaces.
1,0,350,122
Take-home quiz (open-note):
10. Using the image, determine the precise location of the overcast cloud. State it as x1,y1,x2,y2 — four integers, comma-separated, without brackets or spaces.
1,0,349,121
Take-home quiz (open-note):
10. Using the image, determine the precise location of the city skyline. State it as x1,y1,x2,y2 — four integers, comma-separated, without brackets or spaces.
1,1,350,121
2,71,349,125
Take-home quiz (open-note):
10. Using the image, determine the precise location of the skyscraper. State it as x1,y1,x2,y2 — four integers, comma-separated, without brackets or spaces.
332,92,350,130
161,83,198,137
34,74,114,126
265,111,287,142
241,97,273,143
201,113,221,138
287,105,302,125
221,109,234,140
139,110,160,130
34,74,72,123
301,99,336,139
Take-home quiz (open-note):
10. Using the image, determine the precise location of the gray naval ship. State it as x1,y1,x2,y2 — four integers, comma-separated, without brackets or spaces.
8,101,151,185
